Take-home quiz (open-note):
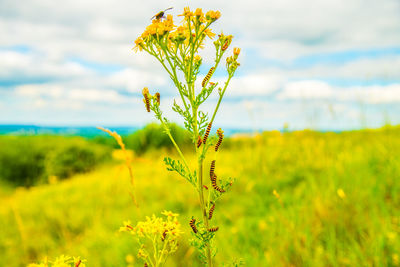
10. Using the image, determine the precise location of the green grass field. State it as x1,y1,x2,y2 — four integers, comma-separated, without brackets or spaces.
1,127,399,266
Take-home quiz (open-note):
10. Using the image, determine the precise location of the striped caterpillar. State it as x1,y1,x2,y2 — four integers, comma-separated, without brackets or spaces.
211,174,225,193
197,135,202,148
221,40,230,51
155,92,160,105
142,87,150,112
208,227,219,232
189,218,198,233
215,128,224,152
202,67,215,87
203,122,212,144
208,202,215,220
210,160,216,178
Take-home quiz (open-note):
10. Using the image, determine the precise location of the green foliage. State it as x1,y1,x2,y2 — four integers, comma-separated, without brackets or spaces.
90,135,120,149
164,157,197,187
0,136,111,186
1,127,399,266
124,123,192,155
0,136,47,187
45,139,110,180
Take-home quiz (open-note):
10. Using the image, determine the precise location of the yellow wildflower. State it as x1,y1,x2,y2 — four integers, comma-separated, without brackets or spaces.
119,220,133,232
233,47,241,57
195,8,203,17
337,188,346,199
162,210,179,217
178,7,193,18
206,10,221,21
163,14,175,31
132,37,144,52
203,28,216,39
194,55,202,63
125,254,134,264
273,189,280,199
194,8,206,23
176,25,187,36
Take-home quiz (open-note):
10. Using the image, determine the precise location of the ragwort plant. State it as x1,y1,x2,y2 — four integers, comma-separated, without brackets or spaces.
120,211,183,267
134,7,240,266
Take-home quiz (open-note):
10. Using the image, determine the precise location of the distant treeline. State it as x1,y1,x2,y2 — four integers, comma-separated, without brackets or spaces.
0,123,193,187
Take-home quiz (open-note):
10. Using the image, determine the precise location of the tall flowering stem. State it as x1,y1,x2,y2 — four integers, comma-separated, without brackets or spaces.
134,7,240,266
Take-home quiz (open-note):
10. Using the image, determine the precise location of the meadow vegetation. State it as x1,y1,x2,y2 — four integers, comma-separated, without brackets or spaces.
0,126,399,266
0,123,191,188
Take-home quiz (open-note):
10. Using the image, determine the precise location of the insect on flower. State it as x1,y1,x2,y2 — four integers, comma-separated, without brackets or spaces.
151,7,173,20
155,92,161,105
142,87,151,112
221,40,230,51
75,259,81,267
161,230,167,241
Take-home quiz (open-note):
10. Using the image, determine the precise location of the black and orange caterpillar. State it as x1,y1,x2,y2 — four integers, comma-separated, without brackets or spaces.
215,128,224,152
161,230,167,241
221,40,230,51
189,218,198,233
142,87,150,112
197,135,202,148
155,92,160,105
208,227,219,232
210,160,216,178
203,122,212,144
202,67,215,87
208,202,216,220
211,174,226,193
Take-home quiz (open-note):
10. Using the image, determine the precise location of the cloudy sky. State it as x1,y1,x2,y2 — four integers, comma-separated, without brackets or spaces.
1,0,399,130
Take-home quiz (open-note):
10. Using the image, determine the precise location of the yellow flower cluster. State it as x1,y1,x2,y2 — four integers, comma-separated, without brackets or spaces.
226,47,241,75
120,211,182,239
27,255,85,267
205,10,221,21
120,211,183,263
132,7,220,53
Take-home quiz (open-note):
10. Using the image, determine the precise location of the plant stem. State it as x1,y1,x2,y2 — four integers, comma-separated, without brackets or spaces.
194,107,213,267
162,123,191,174
209,74,233,125
198,157,213,267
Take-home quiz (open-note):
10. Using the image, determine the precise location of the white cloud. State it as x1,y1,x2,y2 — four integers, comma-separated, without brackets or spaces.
105,68,167,92
278,80,400,104
278,80,333,100
15,84,137,104
228,73,282,96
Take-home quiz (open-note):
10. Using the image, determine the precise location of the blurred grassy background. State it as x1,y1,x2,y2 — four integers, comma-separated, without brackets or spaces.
0,125,399,266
